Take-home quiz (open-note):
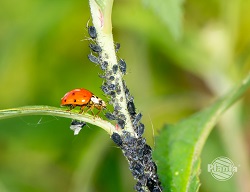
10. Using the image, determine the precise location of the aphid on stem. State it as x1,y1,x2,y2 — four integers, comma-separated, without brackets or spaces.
88,26,97,39
118,59,127,75
89,44,102,53
111,132,123,146
88,54,99,65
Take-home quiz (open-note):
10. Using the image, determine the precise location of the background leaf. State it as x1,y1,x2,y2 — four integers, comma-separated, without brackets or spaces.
142,0,184,39
153,73,250,191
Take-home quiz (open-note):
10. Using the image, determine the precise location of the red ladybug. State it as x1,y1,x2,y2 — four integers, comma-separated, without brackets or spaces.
61,88,106,115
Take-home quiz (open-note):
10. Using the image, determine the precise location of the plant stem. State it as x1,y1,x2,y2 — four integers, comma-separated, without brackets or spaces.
0,106,117,135
89,0,135,135
88,1,163,191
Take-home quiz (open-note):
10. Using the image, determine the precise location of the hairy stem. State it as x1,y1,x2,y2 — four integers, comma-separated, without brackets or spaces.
88,1,163,191
0,106,117,135
89,0,135,135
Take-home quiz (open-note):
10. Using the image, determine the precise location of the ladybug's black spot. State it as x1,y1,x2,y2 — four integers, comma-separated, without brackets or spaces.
72,92,75,95
74,99,76,102
64,99,67,102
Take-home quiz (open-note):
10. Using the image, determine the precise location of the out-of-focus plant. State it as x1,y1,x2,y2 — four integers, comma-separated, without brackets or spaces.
0,0,250,191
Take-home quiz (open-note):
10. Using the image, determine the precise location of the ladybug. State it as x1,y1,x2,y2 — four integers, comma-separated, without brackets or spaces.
61,88,106,115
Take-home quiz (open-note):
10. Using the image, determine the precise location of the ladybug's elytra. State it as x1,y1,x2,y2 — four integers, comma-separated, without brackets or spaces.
61,88,106,115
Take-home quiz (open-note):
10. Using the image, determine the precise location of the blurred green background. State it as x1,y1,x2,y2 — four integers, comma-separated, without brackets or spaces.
0,0,250,191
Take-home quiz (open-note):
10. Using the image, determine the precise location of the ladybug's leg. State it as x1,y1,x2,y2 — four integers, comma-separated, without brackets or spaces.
85,105,95,116
94,105,105,117
90,106,95,116
94,108,102,116
79,105,86,114
79,105,89,113
67,105,76,111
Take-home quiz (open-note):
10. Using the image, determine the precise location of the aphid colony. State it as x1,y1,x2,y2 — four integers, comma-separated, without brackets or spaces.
84,24,144,138
85,25,162,191
61,24,145,141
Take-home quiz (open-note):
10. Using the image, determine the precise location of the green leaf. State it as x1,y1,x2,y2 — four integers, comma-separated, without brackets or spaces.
142,0,184,39
153,73,250,191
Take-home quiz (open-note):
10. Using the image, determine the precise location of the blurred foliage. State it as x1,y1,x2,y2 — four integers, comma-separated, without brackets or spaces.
154,73,250,191
0,0,250,192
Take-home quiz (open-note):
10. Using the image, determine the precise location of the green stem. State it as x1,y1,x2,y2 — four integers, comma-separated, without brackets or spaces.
89,0,135,135
0,106,117,135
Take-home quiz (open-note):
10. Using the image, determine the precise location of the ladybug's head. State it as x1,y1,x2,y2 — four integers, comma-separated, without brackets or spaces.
91,95,106,109
99,99,106,109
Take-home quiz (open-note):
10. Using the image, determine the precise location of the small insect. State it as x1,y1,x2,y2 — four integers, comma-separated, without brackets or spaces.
88,54,99,65
132,113,142,126
98,74,106,79
111,132,123,146
117,118,125,129
124,85,134,101
109,91,116,97
114,104,122,111
100,61,108,70
70,120,86,135
127,101,136,116
109,76,115,81
146,178,157,192
115,43,120,52
89,44,102,53
108,84,116,91
101,84,109,94
88,26,97,39
136,123,145,137
105,112,117,120
112,65,118,74
118,114,126,121
115,84,121,95
118,59,127,74
143,144,152,155
71,120,86,127
61,88,106,115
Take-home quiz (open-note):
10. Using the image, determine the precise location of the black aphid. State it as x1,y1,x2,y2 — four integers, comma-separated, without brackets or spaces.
118,59,127,75
133,113,142,126
115,104,122,111
88,54,99,65
136,123,145,137
105,112,117,120
127,101,136,116
117,118,125,129
71,120,86,127
115,43,120,52
88,26,97,39
70,120,86,135
110,91,116,97
111,133,123,146
101,84,109,95
109,76,115,81
112,65,118,74
108,84,116,91
100,61,108,70
89,44,102,53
